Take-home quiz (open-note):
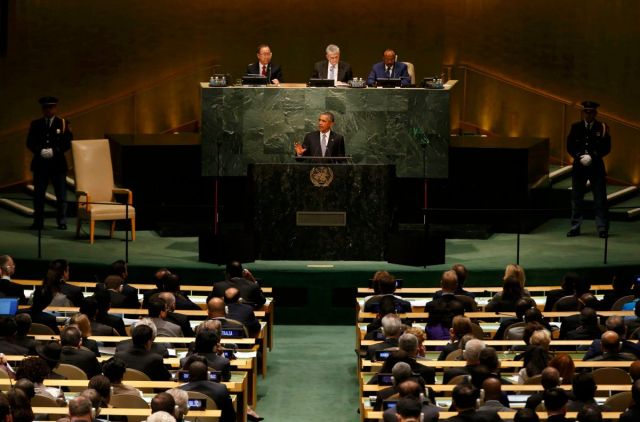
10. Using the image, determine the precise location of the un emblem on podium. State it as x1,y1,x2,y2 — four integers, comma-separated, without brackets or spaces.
310,166,334,188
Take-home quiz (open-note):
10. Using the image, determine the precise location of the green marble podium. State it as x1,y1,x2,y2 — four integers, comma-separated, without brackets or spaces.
249,163,394,260
200,82,456,178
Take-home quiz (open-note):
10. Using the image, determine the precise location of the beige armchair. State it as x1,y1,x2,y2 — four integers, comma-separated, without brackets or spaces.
403,61,416,85
71,139,136,244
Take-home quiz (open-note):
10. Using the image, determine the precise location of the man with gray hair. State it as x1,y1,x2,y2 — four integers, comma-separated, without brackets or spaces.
146,411,176,422
115,317,170,357
166,389,188,422
0,255,26,304
378,333,436,385
311,44,353,83
67,395,94,421
443,338,485,384
159,292,194,337
367,314,403,360
373,361,414,410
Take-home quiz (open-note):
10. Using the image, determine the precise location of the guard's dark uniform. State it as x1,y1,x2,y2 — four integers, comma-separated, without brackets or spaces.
566,115,611,235
26,110,73,228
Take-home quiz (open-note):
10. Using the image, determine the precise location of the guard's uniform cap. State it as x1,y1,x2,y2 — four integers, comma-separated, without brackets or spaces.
581,100,600,111
38,96,59,106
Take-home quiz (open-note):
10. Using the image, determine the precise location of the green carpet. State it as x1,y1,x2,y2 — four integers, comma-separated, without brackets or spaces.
256,325,359,421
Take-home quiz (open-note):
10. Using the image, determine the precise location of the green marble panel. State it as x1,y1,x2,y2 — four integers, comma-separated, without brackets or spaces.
201,85,454,178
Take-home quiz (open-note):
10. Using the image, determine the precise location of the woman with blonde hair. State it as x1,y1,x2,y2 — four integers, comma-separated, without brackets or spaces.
69,313,100,356
504,264,527,290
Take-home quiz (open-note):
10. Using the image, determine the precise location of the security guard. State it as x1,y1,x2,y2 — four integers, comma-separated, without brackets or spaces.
566,101,611,238
26,96,73,230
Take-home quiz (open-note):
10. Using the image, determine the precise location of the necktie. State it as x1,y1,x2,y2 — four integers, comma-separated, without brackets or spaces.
329,65,335,80
387,66,393,77
321,133,328,157
47,118,52,128
261,65,267,76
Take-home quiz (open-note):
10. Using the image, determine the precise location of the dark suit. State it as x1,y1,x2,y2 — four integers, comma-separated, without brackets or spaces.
97,314,127,336
366,61,411,86
116,338,169,358
600,288,634,311
226,302,260,337
142,288,161,309
60,346,101,378
567,119,611,232
583,338,640,360
379,353,436,385
28,310,60,334
366,338,399,360
544,288,574,311
246,62,283,84
180,380,236,422
166,311,194,337
26,115,73,226
311,60,353,83
174,292,201,311
364,295,412,313
443,363,481,385
444,408,502,422
0,278,27,304
115,346,171,381
15,334,38,354
211,277,266,308
96,282,140,308
299,130,346,159
59,282,84,307
0,337,28,355
108,290,132,309
180,352,231,381
384,403,439,422
82,337,100,357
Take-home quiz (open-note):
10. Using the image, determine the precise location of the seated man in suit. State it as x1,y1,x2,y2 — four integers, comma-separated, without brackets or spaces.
162,273,200,311
210,261,266,309
202,297,247,336
544,272,581,312
383,380,439,422
180,329,231,381
14,312,38,353
449,263,475,298
179,358,236,422
59,326,101,378
115,318,170,357
366,314,403,360
148,296,184,338
246,44,282,85
143,267,172,309
48,259,84,306
311,44,353,84
159,292,194,337
543,388,571,422
0,316,29,355
583,315,640,359
373,361,413,410
525,366,560,410
102,275,131,309
0,255,26,304
364,271,411,313
377,333,436,386
366,48,411,87
224,288,261,337
102,356,144,397
294,111,346,159
150,392,178,419
447,382,501,422
114,323,171,381
443,338,485,384
586,330,637,361
107,259,141,308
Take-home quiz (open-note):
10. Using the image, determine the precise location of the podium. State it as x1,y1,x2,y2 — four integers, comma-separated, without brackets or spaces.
249,163,395,260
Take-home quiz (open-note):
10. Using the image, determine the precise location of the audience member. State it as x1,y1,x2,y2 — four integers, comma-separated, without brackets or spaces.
404,326,427,359
114,318,169,357
394,396,424,422
15,356,65,405
443,338,485,384
486,276,535,312
224,287,261,336
105,259,140,308
202,297,247,335
49,259,84,306
517,335,551,384
79,296,116,336
147,412,176,422
210,261,266,308
179,359,236,422
69,313,100,356
367,314,402,360
576,405,603,422
180,329,231,381
88,374,112,409
151,392,176,417
166,388,189,422
620,379,640,422
583,315,640,359
39,268,73,306
564,307,602,340
27,282,60,333
14,313,38,353
102,356,143,397
159,292,194,337
627,301,640,338
446,382,501,422
379,333,436,385
450,263,475,298
548,353,575,384
600,273,635,311
493,298,534,340
438,316,474,360
477,377,511,414
544,272,581,311
0,255,26,303
365,295,404,338
364,271,411,313
525,366,560,410
163,273,200,310
148,296,183,337
114,323,171,381
515,408,540,422
143,267,172,308
92,289,127,335
7,387,34,422
373,362,413,411
59,326,101,378
587,331,637,361
0,316,29,355
102,275,132,308
567,372,604,411
383,379,439,422
543,387,570,422
67,395,93,422
558,293,600,338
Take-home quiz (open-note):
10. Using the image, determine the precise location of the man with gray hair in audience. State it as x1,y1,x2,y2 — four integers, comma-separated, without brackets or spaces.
166,389,188,422
159,292,194,337
367,314,403,360
443,338,485,384
67,395,94,422
146,411,176,422
373,361,414,410
378,333,436,385
115,317,169,357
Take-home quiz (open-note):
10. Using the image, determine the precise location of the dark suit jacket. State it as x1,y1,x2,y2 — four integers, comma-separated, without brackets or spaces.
116,339,169,358
211,277,266,308
567,120,611,163
115,346,171,381
166,311,194,337
379,353,436,385
142,288,161,309
0,278,26,304
174,292,201,311
96,282,140,308
82,337,100,357
59,282,84,307
26,116,73,172
366,338,399,360
97,314,127,336
525,391,544,410
180,352,231,381
15,334,38,355
311,60,353,82
90,320,117,336
544,288,574,311
364,295,412,313
60,346,101,378
299,130,346,159
226,302,260,337
384,403,439,422
366,61,410,86
246,62,283,84
583,338,640,360
438,340,462,361
0,337,29,355
443,363,481,385
444,409,502,422
434,289,476,300
600,289,634,311
28,310,60,334
180,380,236,422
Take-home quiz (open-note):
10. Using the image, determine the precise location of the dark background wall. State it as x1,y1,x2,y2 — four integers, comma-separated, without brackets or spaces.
1,0,638,186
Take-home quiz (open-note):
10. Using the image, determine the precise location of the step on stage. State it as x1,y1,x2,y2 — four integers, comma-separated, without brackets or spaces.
1,209,638,324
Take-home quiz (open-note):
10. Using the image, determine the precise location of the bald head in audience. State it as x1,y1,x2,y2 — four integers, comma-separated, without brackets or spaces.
397,379,424,398
601,331,620,353
196,318,222,335
482,377,503,402
541,367,561,389
68,395,93,421
630,360,640,381
441,270,458,293
159,292,176,312
151,392,176,417
207,297,226,318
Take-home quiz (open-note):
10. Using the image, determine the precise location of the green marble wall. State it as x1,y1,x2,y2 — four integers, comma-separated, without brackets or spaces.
201,85,454,178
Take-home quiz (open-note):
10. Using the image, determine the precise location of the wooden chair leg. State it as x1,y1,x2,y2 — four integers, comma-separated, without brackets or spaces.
90,220,95,244
130,217,136,241
110,221,115,238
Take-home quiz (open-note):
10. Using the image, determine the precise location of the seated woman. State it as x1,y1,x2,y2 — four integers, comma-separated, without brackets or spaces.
486,276,536,312
516,329,552,384
549,353,575,384
69,313,100,356
15,356,66,405
504,263,529,294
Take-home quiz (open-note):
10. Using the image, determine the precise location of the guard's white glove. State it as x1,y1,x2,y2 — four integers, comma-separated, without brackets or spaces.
579,154,592,167
40,148,54,159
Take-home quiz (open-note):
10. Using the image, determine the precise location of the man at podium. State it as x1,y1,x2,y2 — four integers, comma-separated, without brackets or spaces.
294,112,346,159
